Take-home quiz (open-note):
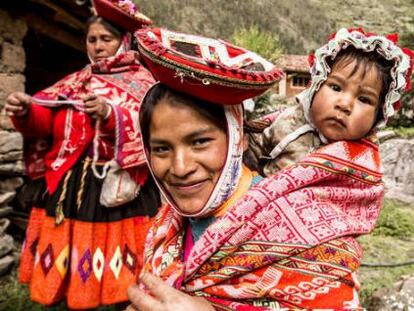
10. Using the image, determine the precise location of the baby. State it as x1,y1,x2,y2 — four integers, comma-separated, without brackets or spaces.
248,28,413,176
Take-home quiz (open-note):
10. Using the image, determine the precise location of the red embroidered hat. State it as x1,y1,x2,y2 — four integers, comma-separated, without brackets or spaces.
92,0,152,32
135,28,284,105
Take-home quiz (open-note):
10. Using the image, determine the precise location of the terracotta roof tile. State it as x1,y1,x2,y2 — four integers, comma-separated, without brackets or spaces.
276,54,309,73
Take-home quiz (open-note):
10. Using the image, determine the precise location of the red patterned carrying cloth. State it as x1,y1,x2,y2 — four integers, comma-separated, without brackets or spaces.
143,138,383,310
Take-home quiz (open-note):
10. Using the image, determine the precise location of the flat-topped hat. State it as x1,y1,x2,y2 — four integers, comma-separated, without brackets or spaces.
135,28,284,105
92,0,152,32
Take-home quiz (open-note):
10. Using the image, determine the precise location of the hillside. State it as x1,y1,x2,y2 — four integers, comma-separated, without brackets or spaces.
136,0,414,53
313,0,414,36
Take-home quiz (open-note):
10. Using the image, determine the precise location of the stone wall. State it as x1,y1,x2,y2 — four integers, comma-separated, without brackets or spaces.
380,135,414,204
0,8,27,275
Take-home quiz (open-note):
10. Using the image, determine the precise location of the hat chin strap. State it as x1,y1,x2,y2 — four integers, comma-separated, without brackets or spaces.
149,104,245,218
179,105,245,218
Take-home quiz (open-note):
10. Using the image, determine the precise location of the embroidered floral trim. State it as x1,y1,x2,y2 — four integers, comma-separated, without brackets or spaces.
116,0,152,24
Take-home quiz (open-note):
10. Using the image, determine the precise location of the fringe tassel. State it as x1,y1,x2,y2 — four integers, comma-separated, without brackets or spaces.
55,170,72,225
77,158,92,211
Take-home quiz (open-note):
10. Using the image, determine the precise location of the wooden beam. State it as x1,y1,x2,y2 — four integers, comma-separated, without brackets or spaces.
24,12,85,52
28,0,87,31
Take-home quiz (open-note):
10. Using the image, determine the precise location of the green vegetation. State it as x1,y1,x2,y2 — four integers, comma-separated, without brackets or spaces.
136,0,333,54
358,198,414,307
136,0,414,55
231,25,283,62
389,126,414,138
373,199,414,238
0,269,116,311
0,269,41,311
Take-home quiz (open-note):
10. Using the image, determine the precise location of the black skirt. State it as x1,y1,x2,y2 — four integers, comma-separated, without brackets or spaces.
34,158,160,223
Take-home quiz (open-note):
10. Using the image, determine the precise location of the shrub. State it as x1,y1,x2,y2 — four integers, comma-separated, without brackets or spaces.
230,25,283,62
372,199,414,238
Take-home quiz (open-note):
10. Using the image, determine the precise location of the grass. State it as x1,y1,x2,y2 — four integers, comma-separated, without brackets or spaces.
0,269,44,311
372,198,414,238
386,126,414,138
0,268,116,311
358,198,414,308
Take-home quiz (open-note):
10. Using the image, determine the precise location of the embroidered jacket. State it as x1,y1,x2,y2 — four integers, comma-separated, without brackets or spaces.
12,51,155,193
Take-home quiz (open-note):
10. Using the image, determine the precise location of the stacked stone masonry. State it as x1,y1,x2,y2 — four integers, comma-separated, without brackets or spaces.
0,8,27,275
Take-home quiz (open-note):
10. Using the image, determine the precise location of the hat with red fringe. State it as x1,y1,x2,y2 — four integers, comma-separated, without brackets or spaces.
92,0,152,32
303,28,414,128
134,28,284,105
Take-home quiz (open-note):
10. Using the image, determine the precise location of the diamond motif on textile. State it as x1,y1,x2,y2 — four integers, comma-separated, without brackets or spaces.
55,245,69,278
340,258,349,268
71,247,78,274
353,148,379,171
329,218,348,232
299,208,322,225
274,225,292,241
34,251,40,266
319,141,349,160
78,249,93,283
109,246,123,280
29,237,39,257
123,245,137,274
93,247,105,282
324,247,337,256
40,244,55,276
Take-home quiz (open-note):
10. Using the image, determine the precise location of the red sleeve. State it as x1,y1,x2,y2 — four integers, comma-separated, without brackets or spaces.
97,109,116,154
100,107,116,135
12,104,53,138
99,105,133,138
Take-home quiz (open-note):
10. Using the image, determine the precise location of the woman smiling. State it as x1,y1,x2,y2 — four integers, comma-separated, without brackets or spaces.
125,28,389,310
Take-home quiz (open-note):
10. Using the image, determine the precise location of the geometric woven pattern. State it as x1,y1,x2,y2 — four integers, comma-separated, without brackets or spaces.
55,245,69,278
109,246,123,280
78,249,93,283
123,244,137,274
30,237,39,257
40,244,54,276
143,139,384,309
15,49,156,309
93,247,105,282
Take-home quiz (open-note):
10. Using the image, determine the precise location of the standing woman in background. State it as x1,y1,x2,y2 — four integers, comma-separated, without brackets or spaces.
4,0,159,308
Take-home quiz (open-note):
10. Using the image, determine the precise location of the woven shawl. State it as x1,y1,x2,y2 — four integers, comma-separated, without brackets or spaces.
143,138,383,310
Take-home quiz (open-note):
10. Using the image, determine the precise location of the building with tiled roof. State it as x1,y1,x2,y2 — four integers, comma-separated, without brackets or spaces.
276,54,310,97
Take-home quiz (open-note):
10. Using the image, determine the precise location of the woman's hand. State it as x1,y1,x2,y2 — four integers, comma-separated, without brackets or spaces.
5,92,32,117
126,272,214,311
83,93,112,120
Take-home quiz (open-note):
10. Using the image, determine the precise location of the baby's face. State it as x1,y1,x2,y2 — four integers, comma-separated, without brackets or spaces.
310,59,382,141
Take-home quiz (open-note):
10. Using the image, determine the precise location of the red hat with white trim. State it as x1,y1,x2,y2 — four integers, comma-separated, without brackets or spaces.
92,0,152,32
135,28,284,105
